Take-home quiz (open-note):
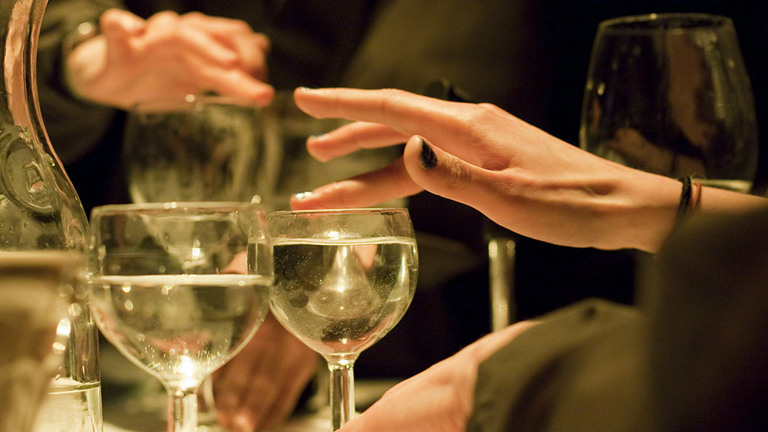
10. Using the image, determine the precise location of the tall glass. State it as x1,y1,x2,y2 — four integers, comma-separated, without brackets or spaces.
580,13,758,191
88,202,272,432
267,208,418,430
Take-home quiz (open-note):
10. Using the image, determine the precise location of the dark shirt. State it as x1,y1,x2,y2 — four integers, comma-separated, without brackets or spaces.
470,205,768,431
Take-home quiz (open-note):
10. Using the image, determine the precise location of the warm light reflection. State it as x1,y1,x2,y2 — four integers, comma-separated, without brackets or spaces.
191,240,202,259
179,356,198,390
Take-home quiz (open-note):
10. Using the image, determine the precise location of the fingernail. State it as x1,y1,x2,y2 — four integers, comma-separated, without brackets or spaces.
419,137,437,170
292,191,313,201
297,86,317,92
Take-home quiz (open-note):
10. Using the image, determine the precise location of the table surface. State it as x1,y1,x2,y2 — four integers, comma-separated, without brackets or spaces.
102,378,399,432
98,338,400,431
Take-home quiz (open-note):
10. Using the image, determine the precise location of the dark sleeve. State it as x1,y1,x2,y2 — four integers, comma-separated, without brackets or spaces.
467,299,654,432
642,207,768,432
37,0,124,164
468,206,768,432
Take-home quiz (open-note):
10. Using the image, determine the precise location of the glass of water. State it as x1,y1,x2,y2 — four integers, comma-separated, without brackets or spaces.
87,202,272,432
267,208,418,430
123,95,268,204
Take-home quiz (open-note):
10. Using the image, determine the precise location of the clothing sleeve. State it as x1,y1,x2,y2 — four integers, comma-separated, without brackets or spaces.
468,206,768,432
642,207,768,432
38,0,124,164
467,299,653,432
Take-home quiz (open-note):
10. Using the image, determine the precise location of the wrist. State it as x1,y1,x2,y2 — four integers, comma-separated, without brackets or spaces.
61,21,104,102
600,169,681,253
62,21,99,58
675,176,702,226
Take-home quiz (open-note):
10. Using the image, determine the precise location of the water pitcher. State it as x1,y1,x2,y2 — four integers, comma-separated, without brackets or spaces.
0,0,102,430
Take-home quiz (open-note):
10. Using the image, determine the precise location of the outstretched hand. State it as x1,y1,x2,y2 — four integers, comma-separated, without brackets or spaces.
213,313,318,431
290,87,682,252
337,321,539,432
214,252,319,431
65,9,274,109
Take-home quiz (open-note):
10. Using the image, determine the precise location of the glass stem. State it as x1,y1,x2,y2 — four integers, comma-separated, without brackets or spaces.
197,376,218,426
488,237,517,331
328,360,355,430
167,386,199,432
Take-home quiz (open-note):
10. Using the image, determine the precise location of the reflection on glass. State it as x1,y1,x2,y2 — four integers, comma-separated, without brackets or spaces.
581,13,758,192
88,202,272,432
268,208,417,430
124,96,267,203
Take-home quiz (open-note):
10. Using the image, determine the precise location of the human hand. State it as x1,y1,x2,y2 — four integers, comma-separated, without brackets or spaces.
337,321,539,432
215,252,319,431
65,9,274,109
212,313,319,431
290,87,682,252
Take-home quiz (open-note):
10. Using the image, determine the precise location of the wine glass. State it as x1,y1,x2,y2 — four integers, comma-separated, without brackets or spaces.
267,208,418,430
122,95,271,204
121,95,271,428
87,202,272,432
580,13,758,192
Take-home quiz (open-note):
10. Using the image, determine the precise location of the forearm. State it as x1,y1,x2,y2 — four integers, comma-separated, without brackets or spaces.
603,167,767,253
38,0,124,164
698,184,768,214
39,0,123,103
593,167,683,253
291,87,768,254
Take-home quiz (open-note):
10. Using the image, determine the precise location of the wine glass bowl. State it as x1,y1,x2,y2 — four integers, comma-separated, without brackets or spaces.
267,208,417,429
580,13,758,192
123,95,266,204
88,202,272,432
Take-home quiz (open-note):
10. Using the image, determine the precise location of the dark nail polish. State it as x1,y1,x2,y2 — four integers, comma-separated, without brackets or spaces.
419,137,437,170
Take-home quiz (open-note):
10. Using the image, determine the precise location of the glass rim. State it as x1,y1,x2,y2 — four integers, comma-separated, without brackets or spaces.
269,207,410,217
91,201,262,216
128,94,261,113
598,12,733,33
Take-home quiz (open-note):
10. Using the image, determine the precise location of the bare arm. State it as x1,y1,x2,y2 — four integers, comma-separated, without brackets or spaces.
290,88,766,253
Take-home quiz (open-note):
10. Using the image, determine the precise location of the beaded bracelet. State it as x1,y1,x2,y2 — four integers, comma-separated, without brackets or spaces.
677,176,702,225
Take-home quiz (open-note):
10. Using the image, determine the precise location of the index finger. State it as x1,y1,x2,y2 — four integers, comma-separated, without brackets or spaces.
293,87,468,142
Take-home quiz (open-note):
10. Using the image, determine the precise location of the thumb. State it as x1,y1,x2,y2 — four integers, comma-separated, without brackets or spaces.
403,135,499,214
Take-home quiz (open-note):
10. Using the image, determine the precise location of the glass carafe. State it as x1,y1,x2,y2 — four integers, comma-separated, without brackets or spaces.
0,0,102,431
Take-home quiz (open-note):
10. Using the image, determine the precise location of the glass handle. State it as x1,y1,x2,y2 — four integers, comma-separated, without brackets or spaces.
328,361,355,430
167,387,199,432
